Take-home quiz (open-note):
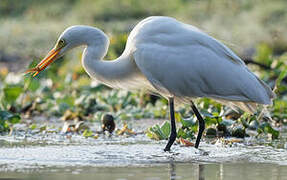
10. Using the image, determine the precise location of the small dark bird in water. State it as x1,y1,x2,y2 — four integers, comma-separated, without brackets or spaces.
101,114,115,133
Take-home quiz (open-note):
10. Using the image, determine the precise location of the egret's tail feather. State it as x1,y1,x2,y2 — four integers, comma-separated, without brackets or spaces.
215,99,257,114
234,102,257,114
254,75,276,104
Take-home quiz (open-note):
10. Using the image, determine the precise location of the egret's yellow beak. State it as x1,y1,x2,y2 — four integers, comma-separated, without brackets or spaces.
25,47,62,77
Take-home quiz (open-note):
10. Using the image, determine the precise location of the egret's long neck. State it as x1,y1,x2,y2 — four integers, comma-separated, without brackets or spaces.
80,29,142,89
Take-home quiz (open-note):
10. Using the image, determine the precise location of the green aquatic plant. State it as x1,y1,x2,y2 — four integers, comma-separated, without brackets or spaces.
0,110,20,132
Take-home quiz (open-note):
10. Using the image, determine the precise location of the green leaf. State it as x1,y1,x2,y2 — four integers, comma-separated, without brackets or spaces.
177,128,194,139
29,124,37,130
177,128,185,138
160,121,170,138
0,121,9,132
56,96,75,107
24,76,40,92
154,124,167,139
276,69,287,89
205,116,218,126
147,124,168,140
180,117,196,128
83,129,93,137
259,122,279,139
174,112,182,122
3,85,23,104
0,111,20,123
0,110,21,132
146,130,157,139
0,111,13,120
118,112,131,120
8,114,20,124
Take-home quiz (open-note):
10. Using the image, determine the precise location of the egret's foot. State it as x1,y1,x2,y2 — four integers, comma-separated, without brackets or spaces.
164,133,177,152
164,147,171,152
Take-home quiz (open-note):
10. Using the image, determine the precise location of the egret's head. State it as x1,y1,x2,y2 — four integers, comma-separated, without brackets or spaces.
26,25,107,77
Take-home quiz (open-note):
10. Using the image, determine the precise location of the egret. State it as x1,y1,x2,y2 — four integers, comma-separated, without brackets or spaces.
26,16,275,151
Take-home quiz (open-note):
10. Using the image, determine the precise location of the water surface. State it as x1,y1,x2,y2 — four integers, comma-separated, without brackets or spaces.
0,119,287,179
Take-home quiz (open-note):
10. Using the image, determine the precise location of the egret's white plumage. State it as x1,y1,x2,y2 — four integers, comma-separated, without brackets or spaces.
33,16,275,113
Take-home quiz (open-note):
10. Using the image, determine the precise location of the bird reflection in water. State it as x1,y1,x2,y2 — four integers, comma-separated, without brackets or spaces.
168,162,205,180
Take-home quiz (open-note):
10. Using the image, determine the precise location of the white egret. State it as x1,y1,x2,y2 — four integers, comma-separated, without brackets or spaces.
26,16,275,151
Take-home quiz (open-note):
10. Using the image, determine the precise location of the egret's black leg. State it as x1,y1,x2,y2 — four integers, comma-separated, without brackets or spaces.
191,101,205,149
164,97,177,152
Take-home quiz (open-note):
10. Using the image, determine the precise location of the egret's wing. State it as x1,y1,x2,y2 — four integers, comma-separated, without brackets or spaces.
130,17,274,106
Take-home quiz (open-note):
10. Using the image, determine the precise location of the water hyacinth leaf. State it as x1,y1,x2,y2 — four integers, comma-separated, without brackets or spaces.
83,129,93,137
275,69,287,91
153,109,163,118
212,112,221,118
180,117,196,128
213,104,222,113
56,96,75,114
160,121,170,138
240,117,250,128
0,120,9,132
0,110,20,124
147,124,168,140
29,124,37,130
146,129,159,140
3,85,23,104
154,124,168,139
191,124,198,133
24,76,40,92
177,128,193,139
0,110,20,132
118,112,131,120
133,112,143,119
56,96,75,107
205,116,218,126
259,122,279,139
0,111,12,120
174,112,181,122
177,128,185,138
7,114,20,124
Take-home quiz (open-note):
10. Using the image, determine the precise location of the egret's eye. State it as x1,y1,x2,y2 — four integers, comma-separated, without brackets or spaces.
57,39,66,49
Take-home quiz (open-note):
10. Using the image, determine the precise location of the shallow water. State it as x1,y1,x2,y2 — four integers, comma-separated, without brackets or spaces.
0,119,287,179
1,135,287,180
1,162,287,180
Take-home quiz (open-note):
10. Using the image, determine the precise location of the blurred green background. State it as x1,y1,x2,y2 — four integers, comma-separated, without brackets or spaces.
1,0,287,72
0,0,287,140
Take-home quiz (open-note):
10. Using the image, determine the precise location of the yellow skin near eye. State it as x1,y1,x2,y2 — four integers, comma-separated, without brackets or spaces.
56,39,66,49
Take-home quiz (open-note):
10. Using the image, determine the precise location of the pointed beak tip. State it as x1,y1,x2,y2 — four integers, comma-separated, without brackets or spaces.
25,47,61,78
33,71,39,77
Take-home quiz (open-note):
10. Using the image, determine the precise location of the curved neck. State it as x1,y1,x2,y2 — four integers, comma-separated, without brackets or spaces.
81,32,143,89
58,25,150,89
